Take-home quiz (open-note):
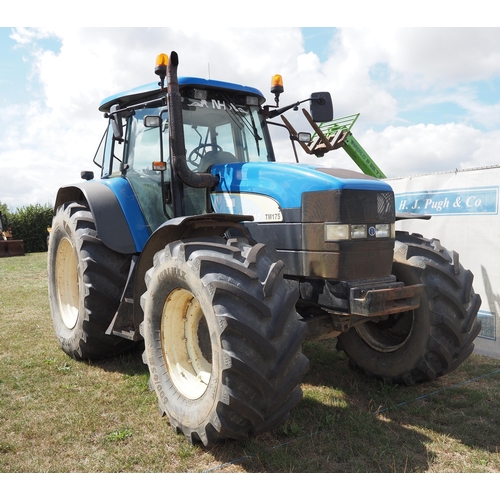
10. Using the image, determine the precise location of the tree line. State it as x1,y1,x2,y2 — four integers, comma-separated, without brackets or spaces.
1,201,53,253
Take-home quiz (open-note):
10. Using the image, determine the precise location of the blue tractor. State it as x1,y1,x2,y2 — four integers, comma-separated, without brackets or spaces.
47,51,481,446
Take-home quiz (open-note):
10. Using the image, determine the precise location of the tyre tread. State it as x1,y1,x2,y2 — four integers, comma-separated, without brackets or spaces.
140,236,309,445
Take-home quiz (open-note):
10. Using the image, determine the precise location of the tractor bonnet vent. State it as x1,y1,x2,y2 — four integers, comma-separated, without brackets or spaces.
302,189,395,224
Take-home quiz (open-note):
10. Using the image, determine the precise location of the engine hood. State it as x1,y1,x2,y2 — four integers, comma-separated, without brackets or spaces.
210,161,392,210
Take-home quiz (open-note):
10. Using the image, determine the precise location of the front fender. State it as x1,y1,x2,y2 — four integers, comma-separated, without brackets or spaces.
132,213,252,328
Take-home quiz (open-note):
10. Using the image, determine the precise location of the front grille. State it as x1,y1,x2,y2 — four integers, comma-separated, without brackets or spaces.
302,189,395,224
340,190,395,224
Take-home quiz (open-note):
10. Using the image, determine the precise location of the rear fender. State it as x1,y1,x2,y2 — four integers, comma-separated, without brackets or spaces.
54,178,150,254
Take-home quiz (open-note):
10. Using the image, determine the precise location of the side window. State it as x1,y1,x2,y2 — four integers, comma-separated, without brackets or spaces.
93,128,107,170
112,134,124,173
123,109,171,231
126,112,166,173
93,120,126,178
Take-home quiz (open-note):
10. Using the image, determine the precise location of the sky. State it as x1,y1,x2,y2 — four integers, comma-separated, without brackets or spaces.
1,6,500,210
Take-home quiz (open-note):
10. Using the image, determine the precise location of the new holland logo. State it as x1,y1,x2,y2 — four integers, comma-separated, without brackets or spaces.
187,99,247,114
368,226,376,237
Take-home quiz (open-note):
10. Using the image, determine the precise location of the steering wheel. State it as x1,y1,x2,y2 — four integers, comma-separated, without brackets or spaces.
188,144,222,167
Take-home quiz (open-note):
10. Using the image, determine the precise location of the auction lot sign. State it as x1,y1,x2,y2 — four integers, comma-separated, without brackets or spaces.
388,166,500,360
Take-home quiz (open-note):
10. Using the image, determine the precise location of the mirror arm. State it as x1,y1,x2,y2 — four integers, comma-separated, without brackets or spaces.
266,98,312,119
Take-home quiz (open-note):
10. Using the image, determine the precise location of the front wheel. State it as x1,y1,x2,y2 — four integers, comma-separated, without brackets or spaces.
337,231,482,385
140,236,309,446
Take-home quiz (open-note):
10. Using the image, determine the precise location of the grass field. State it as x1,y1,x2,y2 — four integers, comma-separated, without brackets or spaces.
1,252,499,473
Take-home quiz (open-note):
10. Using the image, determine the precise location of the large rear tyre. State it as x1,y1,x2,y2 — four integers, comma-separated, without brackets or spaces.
337,231,482,385
48,201,134,360
140,236,309,446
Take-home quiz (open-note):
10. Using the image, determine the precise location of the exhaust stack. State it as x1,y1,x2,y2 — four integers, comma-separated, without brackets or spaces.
167,51,218,189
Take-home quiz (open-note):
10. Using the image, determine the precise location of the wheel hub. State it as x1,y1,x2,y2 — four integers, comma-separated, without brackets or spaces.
160,288,212,399
355,312,414,353
55,237,79,330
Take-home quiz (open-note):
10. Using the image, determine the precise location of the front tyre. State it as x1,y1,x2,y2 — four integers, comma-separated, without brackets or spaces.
47,201,134,360
337,231,482,385
140,236,309,446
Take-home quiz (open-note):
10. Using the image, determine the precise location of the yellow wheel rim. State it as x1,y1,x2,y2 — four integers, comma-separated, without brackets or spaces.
160,288,212,399
55,237,79,330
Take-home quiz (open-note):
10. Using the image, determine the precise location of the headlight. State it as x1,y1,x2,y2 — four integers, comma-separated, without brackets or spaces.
351,224,367,239
325,223,394,241
375,223,393,238
324,224,350,241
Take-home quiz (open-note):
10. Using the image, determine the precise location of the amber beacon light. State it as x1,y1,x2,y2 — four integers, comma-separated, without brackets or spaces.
271,74,284,105
155,53,169,88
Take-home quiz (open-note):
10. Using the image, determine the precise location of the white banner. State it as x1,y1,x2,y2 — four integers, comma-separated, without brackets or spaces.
388,166,500,359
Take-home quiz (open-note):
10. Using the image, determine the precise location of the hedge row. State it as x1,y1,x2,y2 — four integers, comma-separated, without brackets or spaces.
2,203,53,253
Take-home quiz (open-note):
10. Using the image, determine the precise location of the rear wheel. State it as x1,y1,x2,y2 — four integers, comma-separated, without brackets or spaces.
337,231,482,385
140,236,309,446
48,201,134,360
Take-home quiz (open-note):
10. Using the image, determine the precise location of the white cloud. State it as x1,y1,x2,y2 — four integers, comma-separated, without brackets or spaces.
316,28,500,128
330,28,500,90
386,28,500,87
363,123,484,177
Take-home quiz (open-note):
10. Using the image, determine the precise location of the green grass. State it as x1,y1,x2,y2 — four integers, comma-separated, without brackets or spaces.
1,252,499,472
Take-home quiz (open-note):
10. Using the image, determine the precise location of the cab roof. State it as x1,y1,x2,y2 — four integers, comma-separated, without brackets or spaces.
99,76,266,112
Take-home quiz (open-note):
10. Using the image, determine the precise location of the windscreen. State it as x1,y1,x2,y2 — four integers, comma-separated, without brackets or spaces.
181,95,270,169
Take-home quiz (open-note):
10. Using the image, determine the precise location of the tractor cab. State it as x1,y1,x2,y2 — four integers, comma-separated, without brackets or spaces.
94,76,274,232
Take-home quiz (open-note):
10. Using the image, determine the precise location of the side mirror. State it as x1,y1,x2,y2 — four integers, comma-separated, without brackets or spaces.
310,92,333,123
110,104,124,141
81,171,94,181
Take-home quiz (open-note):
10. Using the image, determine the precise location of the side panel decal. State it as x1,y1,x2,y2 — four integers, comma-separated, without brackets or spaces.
211,192,283,222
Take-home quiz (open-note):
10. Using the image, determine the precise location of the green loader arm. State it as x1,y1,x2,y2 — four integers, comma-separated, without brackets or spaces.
283,109,386,179
341,132,386,179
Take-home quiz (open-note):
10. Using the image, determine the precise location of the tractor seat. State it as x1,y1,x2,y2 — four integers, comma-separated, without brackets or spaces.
199,151,238,171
